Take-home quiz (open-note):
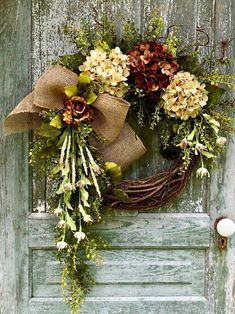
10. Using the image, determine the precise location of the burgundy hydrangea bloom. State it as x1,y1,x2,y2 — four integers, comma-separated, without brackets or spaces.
128,42,179,94
63,96,93,126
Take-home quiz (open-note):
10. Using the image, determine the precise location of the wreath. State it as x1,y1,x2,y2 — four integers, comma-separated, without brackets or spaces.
4,10,234,314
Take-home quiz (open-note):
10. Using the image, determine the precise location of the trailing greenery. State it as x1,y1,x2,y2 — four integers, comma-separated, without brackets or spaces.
30,111,110,313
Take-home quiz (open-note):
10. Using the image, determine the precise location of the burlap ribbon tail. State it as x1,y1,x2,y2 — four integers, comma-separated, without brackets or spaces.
4,65,146,169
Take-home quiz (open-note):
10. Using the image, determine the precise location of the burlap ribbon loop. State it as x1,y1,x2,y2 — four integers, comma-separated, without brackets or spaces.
4,65,146,169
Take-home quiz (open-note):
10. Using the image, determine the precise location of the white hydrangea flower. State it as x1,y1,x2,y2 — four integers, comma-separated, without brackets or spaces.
79,47,130,97
56,241,68,250
161,71,208,120
74,231,86,243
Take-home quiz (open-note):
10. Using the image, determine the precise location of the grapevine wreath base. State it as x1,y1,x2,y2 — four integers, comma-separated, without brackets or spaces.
104,158,197,210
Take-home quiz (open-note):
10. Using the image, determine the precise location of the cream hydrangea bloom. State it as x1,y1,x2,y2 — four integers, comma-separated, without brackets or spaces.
161,71,208,120
79,47,130,97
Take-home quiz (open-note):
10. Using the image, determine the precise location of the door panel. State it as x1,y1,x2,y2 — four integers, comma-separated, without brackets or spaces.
29,297,208,314
29,213,210,313
29,213,210,247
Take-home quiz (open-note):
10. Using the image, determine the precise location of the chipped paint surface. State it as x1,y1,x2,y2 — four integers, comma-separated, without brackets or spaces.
0,0,234,313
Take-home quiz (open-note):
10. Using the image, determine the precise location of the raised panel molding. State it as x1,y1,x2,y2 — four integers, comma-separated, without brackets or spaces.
29,213,210,248
29,213,210,313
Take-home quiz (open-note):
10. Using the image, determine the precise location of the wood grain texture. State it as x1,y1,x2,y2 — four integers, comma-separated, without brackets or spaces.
28,211,209,312
29,213,210,248
0,0,31,313
32,249,205,297
29,296,208,314
207,1,235,313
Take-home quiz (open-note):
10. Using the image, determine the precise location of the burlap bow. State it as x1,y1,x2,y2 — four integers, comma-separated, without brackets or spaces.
4,65,146,169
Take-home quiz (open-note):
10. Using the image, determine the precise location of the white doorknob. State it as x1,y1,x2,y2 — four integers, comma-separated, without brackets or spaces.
216,218,235,237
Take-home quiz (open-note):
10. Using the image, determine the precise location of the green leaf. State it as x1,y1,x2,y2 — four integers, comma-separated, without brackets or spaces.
66,211,76,231
80,186,91,207
86,90,97,104
202,151,216,159
61,163,70,176
203,113,211,120
64,191,73,210
78,72,91,86
38,144,57,159
177,53,201,75
57,129,68,148
211,124,220,134
187,128,196,141
95,40,110,51
51,164,63,175
206,84,225,108
64,85,78,98
49,114,63,129
113,188,130,203
56,178,67,195
56,53,85,73
80,174,91,186
173,124,179,133
36,123,61,139
203,114,220,133
209,118,220,127
104,162,122,185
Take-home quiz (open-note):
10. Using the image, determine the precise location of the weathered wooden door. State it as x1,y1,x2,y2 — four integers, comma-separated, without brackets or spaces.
1,0,235,313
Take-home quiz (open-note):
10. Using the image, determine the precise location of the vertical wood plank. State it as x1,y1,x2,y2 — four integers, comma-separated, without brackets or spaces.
0,0,31,313
208,0,235,313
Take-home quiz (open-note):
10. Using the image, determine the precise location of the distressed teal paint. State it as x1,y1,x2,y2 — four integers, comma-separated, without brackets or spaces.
0,0,31,313
1,0,235,313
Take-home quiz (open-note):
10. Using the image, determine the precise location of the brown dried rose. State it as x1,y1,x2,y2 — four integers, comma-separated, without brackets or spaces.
63,96,93,126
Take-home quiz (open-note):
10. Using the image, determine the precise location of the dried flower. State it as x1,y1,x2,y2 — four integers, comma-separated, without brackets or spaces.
56,241,68,250
196,167,210,178
161,71,208,120
216,137,227,146
63,96,93,126
79,47,130,97
179,138,189,149
57,220,66,228
195,143,207,154
74,231,86,243
128,41,179,95
63,182,75,191
54,207,63,216
76,180,85,188
83,214,93,223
